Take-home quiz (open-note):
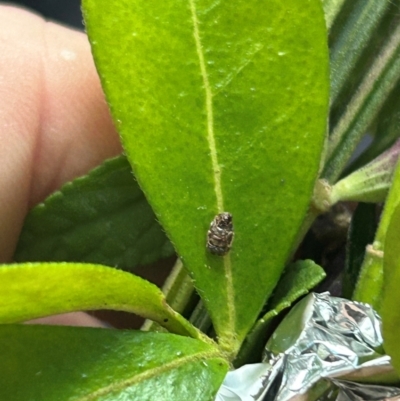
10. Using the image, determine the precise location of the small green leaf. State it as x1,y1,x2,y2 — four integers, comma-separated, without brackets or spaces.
14,156,174,270
266,260,326,311
382,203,400,376
235,260,326,366
0,325,228,401
83,0,329,354
0,262,201,339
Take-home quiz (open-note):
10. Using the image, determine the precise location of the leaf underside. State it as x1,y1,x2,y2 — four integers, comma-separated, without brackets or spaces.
83,0,329,351
0,262,198,337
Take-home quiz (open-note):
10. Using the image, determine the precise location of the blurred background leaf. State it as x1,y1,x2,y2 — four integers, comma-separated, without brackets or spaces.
14,156,174,271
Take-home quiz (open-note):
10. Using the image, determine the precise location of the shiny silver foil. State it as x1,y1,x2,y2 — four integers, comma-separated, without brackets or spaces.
216,292,400,401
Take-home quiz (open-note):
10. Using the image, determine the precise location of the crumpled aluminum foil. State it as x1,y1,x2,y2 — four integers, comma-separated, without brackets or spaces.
216,292,400,401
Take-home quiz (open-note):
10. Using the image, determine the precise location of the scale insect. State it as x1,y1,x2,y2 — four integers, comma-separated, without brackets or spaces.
206,212,234,256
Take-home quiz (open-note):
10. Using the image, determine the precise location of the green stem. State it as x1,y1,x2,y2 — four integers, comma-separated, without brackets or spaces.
329,0,391,105
323,22,400,183
289,179,333,258
159,259,196,314
161,304,212,342
353,244,384,311
189,300,213,334
330,139,400,204
142,259,196,332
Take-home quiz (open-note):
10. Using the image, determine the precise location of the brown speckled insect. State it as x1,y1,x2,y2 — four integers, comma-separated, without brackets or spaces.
206,212,234,256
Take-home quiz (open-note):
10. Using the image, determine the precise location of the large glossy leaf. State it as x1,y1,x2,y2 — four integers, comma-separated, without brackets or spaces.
83,0,329,353
382,203,400,375
0,325,228,401
0,262,201,339
14,156,174,270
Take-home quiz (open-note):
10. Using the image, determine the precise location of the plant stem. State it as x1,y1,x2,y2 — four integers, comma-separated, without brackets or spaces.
353,244,384,311
289,179,333,258
329,0,391,105
189,300,213,334
142,259,196,332
159,259,196,313
330,139,400,204
323,22,400,183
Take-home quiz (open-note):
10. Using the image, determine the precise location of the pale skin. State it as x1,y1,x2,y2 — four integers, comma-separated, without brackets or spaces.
0,5,122,326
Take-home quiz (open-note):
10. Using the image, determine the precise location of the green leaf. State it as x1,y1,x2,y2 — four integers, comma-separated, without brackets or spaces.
0,325,228,401
142,259,196,333
235,260,326,366
265,260,326,311
0,262,202,339
14,156,174,270
382,203,400,376
83,0,329,354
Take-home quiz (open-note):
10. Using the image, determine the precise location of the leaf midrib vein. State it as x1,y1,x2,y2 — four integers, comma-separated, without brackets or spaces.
189,0,236,345
74,350,223,401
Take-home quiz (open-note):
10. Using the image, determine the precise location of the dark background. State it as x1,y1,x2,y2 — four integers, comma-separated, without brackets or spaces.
9,0,83,28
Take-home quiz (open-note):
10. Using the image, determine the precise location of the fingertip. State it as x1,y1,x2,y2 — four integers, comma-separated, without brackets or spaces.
0,6,121,261
32,12,122,204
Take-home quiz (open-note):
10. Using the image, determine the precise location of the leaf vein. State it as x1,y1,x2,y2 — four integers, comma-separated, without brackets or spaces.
189,0,236,350
74,350,222,400
213,43,265,97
